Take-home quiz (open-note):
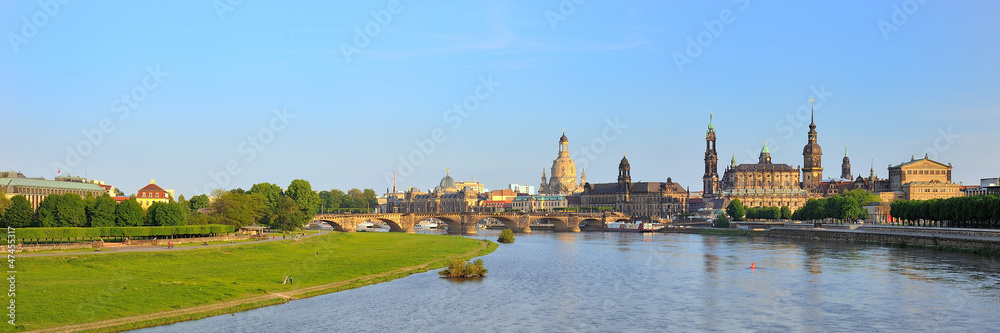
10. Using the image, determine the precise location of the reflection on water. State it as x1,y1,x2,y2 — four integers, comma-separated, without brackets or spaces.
135,231,1000,333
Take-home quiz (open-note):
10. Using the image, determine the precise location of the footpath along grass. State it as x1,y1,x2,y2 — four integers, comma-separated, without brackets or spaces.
12,232,490,332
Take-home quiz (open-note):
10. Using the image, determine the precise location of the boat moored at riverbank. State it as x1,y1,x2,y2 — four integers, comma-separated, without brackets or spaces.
604,221,660,232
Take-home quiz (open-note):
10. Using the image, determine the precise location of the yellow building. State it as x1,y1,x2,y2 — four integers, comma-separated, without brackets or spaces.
721,145,811,210
136,180,174,209
886,154,961,201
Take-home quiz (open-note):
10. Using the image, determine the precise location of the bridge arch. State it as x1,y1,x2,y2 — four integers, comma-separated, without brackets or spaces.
367,217,406,232
472,216,521,232
315,219,351,232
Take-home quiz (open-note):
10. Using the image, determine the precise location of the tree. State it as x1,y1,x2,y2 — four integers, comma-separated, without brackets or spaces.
362,189,378,211
726,199,745,222
714,212,730,228
148,202,187,226
115,199,145,227
114,188,125,197
267,196,304,231
37,194,87,227
0,196,32,228
286,179,320,217
87,194,117,227
843,189,880,206
250,183,284,225
209,191,265,228
176,195,190,214
497,228,515,243
189,194,210,211
780,206,792,220
250,183,283,209
0,189,11,218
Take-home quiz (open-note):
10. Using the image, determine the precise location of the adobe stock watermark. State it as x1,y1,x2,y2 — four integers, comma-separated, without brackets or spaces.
921,126,959,161
7,0,71,53
341,0,410,62
544,0,588,31
213,0,245,21
877,0,928,41
385,75,501,188
52,65,169,175
672,0,751,74
570,117,628,171
194,108,295,195
740,85,833,164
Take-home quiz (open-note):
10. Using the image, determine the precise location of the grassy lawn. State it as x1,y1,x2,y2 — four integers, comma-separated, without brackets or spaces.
13,232,491,332
16,247,120,256
159,238,262,248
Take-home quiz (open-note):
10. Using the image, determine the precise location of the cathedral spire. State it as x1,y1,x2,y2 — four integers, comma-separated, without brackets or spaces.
809,98,816,130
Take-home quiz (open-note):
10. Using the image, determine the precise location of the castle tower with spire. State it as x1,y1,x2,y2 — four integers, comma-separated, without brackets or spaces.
703,113,720,198
841,146,852,180
801,99,824,191
617,154,631,196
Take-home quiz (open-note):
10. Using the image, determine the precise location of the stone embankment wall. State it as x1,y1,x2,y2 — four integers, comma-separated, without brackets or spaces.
767,227,1000,251
863,226,1000,238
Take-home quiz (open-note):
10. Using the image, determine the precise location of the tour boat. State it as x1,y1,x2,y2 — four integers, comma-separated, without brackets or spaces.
604,221,661,232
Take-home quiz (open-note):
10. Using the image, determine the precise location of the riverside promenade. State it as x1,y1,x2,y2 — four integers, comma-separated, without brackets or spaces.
767,225,1000,252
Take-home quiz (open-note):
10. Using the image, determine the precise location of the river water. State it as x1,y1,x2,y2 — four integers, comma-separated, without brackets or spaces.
135,230,1000,332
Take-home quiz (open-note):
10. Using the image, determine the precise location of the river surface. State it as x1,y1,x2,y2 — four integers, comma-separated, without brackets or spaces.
135,230,1000,332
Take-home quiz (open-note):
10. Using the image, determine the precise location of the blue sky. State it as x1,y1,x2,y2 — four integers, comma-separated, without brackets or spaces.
2,0,998,197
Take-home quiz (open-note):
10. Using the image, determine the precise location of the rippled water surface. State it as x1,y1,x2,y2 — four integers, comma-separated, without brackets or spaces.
135,230,1000,332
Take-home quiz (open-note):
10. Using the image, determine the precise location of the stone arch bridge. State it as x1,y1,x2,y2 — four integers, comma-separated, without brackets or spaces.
311,212,629,235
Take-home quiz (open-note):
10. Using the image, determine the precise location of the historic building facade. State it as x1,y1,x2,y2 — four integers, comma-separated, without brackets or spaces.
721,145,811,210
539,132,583,195
887,154,962,201
136,180,174,209
580,155,689,217
1,171,107,209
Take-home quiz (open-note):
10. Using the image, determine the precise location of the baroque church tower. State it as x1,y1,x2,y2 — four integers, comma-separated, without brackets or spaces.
540,131,581,195
841,146,852,180
617,154,632,206
801,99,823,190
702,113,720,198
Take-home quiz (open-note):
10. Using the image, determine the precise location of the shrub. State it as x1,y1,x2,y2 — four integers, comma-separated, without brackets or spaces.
439,258,488,278
714,213,730,228
497,228,515,243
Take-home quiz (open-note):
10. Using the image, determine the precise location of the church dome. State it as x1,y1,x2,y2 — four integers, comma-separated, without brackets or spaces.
619,154,630,169
559,132,568,143
439,170,456,190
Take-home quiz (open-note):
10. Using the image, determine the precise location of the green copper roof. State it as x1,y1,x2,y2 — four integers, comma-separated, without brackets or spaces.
761,143,770,154
730,154,738,168
1,178,104,191
708,113,714,130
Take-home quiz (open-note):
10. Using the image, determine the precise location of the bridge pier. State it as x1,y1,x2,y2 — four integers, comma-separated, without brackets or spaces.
521,226,532,233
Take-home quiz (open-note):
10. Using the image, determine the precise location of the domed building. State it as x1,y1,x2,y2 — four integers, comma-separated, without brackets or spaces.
539,131,583,195
436,168,457,192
